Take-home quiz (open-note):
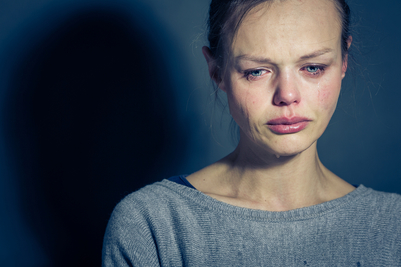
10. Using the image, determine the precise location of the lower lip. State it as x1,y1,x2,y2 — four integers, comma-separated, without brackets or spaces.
267,121,310,134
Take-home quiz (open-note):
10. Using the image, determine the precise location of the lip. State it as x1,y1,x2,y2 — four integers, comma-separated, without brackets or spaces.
266,117,311,134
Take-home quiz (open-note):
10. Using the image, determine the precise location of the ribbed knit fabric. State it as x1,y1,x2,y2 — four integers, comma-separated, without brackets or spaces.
102,178,401,266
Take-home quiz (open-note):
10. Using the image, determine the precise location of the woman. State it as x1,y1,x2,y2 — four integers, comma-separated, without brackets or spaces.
103,0,401,266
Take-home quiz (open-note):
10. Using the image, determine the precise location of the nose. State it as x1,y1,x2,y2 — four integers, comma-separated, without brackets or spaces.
272,71,301,106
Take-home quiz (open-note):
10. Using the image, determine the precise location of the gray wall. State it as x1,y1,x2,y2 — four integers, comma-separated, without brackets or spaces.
0,0,399,266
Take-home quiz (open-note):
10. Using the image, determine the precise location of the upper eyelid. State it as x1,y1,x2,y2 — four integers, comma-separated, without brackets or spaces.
302,63,327,69
243,68,271,74
243,64,325,70
302,63,326,67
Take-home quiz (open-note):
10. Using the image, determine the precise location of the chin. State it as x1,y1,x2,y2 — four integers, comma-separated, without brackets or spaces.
270,147,306,158
240,127,319,158
263,135,317,158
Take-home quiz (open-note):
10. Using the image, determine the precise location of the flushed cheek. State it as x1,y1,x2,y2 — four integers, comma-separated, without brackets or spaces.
317,82,341,113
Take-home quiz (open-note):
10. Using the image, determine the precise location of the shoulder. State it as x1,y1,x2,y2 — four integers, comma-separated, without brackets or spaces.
110,179,189,221
362,186,401,214
359,187,401,241
364,188,401,263
355,186,401,224
102,178,195,266
105,177,209,234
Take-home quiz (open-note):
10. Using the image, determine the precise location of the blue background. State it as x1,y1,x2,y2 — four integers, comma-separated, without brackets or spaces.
0,0,400,266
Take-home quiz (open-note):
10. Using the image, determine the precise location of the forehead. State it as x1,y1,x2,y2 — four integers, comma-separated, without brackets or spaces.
232,0,342,60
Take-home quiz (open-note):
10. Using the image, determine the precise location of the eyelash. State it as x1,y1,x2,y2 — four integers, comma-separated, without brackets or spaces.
243,65,326,81
301,65,326,76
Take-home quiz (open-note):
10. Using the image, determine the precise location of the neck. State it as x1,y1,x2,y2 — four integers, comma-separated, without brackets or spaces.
187,136,355,211
218,140,345,211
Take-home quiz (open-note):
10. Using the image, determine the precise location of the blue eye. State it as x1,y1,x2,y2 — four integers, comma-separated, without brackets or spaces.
303,65,325,76
306,66,319,73
250,70,264,76
244,69,268,81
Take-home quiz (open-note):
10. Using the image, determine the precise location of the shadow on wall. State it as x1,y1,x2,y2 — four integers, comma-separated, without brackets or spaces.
5,7,189,267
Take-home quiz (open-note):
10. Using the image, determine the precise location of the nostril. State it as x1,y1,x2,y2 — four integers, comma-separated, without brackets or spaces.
273,87,301,106
276,99,298,106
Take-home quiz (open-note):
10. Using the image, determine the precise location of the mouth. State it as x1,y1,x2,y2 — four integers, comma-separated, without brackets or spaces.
266,117,311,134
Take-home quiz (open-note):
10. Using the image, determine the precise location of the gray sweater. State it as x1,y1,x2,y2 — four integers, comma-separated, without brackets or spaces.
102,178,401,266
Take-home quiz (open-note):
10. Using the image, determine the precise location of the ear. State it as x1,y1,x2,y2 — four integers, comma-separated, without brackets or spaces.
341,36,352,78
202,46,227,92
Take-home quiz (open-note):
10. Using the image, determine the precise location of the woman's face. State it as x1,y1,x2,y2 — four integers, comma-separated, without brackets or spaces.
220,0,349,157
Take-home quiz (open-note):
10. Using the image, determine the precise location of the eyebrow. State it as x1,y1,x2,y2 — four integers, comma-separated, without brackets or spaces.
235,48,334,65
299,48,333,60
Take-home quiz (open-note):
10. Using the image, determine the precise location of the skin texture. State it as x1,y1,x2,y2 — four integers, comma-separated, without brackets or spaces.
188,0,355,211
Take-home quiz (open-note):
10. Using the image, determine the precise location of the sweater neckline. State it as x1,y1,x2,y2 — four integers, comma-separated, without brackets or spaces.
159,177,372,222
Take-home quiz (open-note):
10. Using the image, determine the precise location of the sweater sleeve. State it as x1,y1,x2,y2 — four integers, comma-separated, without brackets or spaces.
102,199,161,267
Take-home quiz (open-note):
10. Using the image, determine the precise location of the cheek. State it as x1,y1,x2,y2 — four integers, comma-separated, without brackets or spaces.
316,79,341,113
228,87,264,124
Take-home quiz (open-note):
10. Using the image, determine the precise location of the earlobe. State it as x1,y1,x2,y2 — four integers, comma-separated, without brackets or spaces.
202,46,226,92
341,53,348,78
347,36,353,50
